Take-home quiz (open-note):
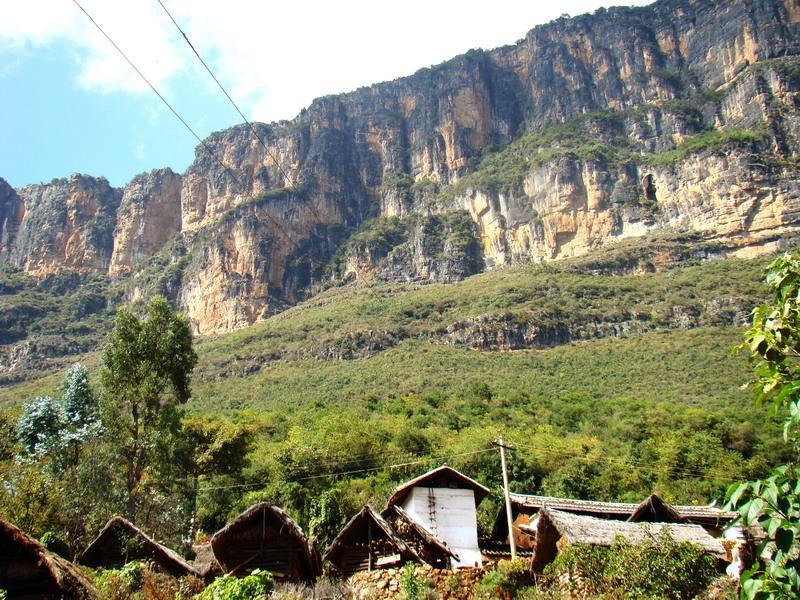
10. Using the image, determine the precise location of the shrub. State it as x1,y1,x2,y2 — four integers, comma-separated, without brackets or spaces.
474,558,531,598
400,563,434,600
40,531,71,560
197,570,274,600
93,561,148,599
544,529,718,599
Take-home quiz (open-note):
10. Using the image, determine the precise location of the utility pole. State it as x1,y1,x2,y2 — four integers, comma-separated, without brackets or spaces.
496,435,517,560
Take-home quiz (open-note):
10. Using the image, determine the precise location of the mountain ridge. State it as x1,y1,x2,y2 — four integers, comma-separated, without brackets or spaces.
0,0,798,355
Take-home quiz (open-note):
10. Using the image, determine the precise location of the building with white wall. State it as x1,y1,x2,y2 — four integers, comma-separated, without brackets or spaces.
386,465,490,568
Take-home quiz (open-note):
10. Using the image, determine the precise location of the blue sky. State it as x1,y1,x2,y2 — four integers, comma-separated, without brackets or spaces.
1,0,653,189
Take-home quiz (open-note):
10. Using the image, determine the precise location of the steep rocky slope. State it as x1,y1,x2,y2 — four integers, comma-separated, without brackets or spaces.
0,0,798,347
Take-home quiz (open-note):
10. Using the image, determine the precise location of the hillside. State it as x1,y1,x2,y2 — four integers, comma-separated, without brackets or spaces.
0,0,798,381
0,239,788,541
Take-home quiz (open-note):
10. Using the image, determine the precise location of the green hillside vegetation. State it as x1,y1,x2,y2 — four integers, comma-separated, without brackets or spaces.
0,240,788,552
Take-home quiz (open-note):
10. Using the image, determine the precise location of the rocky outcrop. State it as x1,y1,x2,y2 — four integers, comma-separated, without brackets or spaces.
7,175,121,276
0,0,798,336
336,212,483,285
0,178,23,264
109,168,182,276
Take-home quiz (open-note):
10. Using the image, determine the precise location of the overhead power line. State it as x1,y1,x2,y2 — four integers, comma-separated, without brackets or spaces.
71,0,239,191
71,0,297,244
155,0,297,191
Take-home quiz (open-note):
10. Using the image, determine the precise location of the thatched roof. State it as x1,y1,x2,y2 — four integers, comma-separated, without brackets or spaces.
628,494,684,523
508,493,736,521
527,509,728,572
382,505,459,561
324,505,422,567
386,465,491,507
211,502,319,580
79,516,198,578
191,543,223,581
0,518,97,599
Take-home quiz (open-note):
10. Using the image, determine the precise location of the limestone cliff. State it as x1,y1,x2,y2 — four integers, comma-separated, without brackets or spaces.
3,175,121,276
1,0,799,336
109,168,182,276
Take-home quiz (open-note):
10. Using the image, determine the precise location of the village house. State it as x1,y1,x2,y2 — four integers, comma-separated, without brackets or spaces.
79,516,199,579
323,505,456,576
525,508,733,573
1,518,97,599
210,502,321,582
386,464,491,569
491,492,740,551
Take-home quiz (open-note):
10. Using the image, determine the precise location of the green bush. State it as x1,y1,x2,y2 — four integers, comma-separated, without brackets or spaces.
40,531,71,560
93,561,148,598
400,563,432,600
197,570,274,600
474,558,531,598
544,529,718,599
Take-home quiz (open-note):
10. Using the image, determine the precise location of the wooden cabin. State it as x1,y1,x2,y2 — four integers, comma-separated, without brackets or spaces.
0,518,97,599
491,492,738,550
386,464,490,568
527,508,729,573
211,502,320,582
324,506,423,576
323,505,458,576
79,516,198,578
382,505,458,569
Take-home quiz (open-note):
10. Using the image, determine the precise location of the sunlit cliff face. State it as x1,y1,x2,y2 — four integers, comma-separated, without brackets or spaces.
0,0,798,334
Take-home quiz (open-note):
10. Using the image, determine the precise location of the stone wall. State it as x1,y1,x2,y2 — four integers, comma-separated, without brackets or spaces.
348,565,486,599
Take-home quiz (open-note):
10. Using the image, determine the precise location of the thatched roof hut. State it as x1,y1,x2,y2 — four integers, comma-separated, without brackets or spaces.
382,505,458,568
492,492,737,547
324,506,423,576
191,543,223,581
79,516,198,578
526,508,729,572
0,518,97,599
211,502,319,581
628,494,684,523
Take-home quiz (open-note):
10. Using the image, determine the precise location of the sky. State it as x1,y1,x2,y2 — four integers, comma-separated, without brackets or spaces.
1,0,654,188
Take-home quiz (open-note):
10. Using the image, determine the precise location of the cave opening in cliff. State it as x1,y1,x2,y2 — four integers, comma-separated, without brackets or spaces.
643,174,657,202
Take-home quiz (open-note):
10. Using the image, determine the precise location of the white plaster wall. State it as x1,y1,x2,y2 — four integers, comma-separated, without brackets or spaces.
401,487,482,568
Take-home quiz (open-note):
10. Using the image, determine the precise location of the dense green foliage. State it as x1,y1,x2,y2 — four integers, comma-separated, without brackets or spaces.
727,250,800,598
0,245,788,553
196,571,274,600
100,295,198,523
542,530,719,599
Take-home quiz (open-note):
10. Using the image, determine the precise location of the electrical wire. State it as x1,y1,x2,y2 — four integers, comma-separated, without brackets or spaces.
197,448,496,492
196,433,747,495
71,0,299,244
71,0,242,194
155,0,296,191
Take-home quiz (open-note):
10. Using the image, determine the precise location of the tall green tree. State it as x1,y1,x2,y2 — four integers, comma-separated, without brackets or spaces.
728,250,800,598
15,363,102,470
175,418,252,540
100,295,197,524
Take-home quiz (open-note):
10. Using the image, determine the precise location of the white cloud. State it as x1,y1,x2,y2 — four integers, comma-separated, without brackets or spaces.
1,0,655,122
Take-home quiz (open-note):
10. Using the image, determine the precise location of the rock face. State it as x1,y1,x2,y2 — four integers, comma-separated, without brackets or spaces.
2,175,121,276
109,168,182,276
1,0,799,334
